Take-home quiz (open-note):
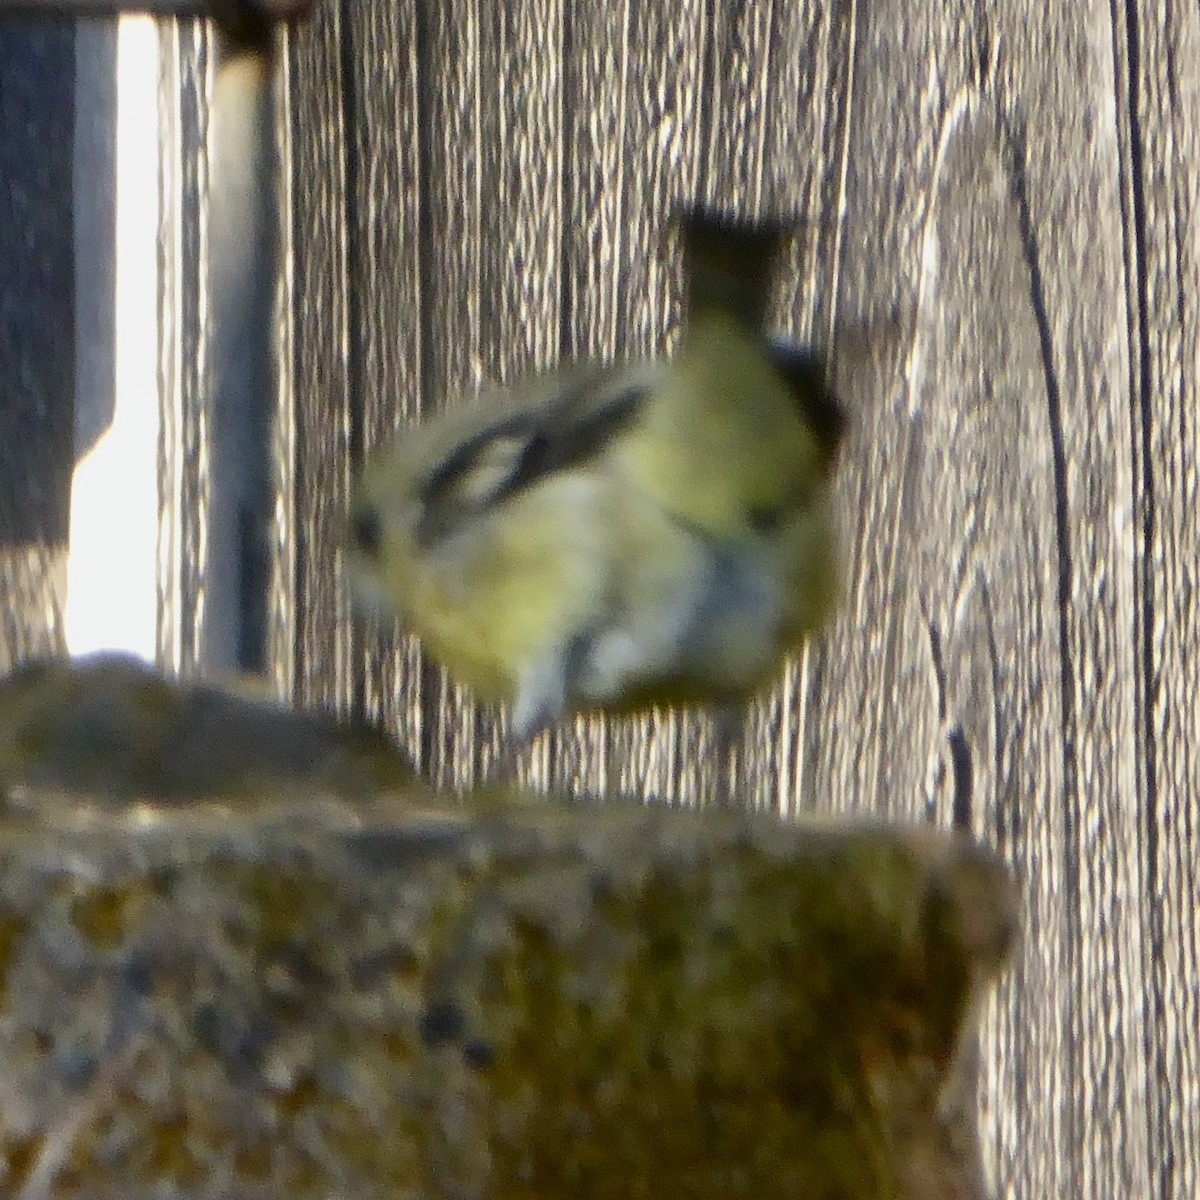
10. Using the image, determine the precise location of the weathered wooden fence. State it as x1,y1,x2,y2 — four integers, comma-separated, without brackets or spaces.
279,6,1198,1187
2,1,1198,1196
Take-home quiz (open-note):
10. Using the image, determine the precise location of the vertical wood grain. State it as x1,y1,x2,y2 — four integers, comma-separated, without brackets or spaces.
976,5,1145,1193
1117,0,1200,1195
475,0,565,788
267,27,296,699
409,0,490,790
202,29,278,675
691,0,854,814
156,19,211,676
0,22,75,671
285,0,353,713
271,0,1200,1191
341,0,425,767
554,0,709,805
407,0,569,791
823,0,1148,1192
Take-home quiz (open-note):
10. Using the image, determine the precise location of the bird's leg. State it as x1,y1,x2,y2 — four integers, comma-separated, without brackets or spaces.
485,733,536,790
709,700,748,812
483,650,567,789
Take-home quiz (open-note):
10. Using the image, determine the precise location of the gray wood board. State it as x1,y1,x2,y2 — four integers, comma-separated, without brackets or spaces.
0,21,75,671
281,1,1197,1192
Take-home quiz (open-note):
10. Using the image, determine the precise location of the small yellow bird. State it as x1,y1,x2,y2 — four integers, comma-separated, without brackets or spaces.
346,209,846,740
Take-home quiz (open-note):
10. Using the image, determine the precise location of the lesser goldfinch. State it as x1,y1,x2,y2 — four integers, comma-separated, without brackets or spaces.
346,208,846,740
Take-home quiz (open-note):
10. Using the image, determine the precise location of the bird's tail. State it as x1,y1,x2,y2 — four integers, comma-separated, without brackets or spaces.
673,206,849,474
675,207,792,331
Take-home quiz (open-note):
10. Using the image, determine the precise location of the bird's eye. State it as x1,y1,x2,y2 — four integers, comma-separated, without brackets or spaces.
350,506,384,559
455,435,530,506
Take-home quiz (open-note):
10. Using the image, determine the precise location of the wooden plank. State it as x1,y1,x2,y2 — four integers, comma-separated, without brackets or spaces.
970,7,1145,1194
666,0,785,812
160,20,279,680
296,0,568,788
285,0,353,712
0,549,65,671
1117,1,1200,1195
414,0,570,791
555,0,709,804
821,0,1148,1194
0,21,74,671
272,2,1200,1193
390,0,495,790
266,27,296,698
691,1,854,814
156,18,211,675
341,0,425,768
400,0,488,790
473,0,566,788
202,29,278,675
